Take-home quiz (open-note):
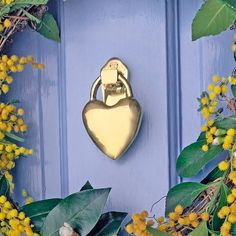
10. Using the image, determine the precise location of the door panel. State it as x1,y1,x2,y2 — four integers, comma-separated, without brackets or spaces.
64,0,169,214
4,0,234,218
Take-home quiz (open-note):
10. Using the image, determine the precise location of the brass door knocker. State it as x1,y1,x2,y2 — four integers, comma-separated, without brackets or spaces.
82,58,142,160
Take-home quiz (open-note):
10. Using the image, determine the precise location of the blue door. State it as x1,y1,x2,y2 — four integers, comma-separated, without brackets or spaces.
5,0,235,222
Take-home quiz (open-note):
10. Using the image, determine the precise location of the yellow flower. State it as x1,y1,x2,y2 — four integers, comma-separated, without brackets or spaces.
209,92,217,100
25,197,33,204
224,135,233,144
201,212,209,221
5,0,14,5
188,212,197,221
140,210,148,219
6,76,13,84
207,119,214,127
157,216,164,224
202,144,209,152
227,129,235,136
223,142,232,150
1,84,9,94
147,220,154,226
174,204,183,214
201,125,208,132
223,206,231,215
125,224,134,234
221,84,228,93
218,161,229,171
27,55,34,63
0,132,5,140
169,212,178,220
214,86,221,94
3,19,11,28
200,97,208,105
213,75,220,82
232,44,236,52
0,212,5,221
227,194,235,204
17,108,24,116
191,220,199,228
208,83,215,91
210,126,217,134
177,217,185,225
0,196,6,204
209,106,216,113
228,214,236,223
157,223,167,232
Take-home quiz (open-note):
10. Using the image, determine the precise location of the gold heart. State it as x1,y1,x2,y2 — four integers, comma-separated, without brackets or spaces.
82,98,142,160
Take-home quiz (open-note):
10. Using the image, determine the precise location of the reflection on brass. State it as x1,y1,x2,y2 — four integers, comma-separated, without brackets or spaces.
82,58,142,160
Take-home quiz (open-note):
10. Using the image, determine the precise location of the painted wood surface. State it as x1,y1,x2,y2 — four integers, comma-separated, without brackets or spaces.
3,0,236,226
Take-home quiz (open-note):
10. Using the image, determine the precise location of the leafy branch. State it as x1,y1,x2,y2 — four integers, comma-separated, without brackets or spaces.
0,1,60,51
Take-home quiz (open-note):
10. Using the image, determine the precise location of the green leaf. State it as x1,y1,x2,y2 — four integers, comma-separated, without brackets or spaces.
40,188,111,236
0,6,10,18
9,0,48,13
0,176,9,196
189,221,208,236
9,4,30,12
208,229,220,235
215,115,236,129
201,166,224,184
87,212,127,236
231,223,236,234
212,183,230,231
231,85,236,99
176,140,222,177
5,132,24,142
80,181,93,191
36,12,60,42
147,227,171,235
197,132,206,141
192,0,236,41
14,0,48,4
225,0,236,9
21,198,61,232
165,182,209,215
6,99,20,105
22,9,41,24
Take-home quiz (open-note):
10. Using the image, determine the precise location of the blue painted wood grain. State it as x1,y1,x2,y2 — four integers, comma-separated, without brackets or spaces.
3,0,236,230
64,0,169,215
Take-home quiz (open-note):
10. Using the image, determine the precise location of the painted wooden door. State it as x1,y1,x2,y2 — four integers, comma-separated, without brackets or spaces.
4,0,236,227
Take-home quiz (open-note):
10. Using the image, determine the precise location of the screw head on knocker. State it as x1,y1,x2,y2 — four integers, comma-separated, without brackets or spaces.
82,58,142,160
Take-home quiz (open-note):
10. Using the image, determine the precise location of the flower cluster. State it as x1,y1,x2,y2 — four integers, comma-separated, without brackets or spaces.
201,127,235,152
0,103,27,137
0,142,33,193
217,199,236,236
0,195,37,236
125,205,209,236
0,102,32,193
198,73,236,152
0,54,44,95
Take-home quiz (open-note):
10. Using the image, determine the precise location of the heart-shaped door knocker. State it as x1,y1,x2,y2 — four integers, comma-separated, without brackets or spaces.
82,58,142,160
